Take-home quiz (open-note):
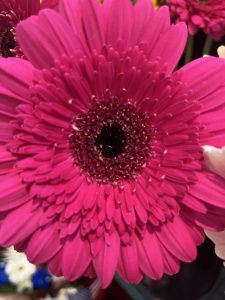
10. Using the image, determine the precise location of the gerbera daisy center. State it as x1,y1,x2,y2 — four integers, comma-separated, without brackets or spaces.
95,123,126,158
69,97,152,184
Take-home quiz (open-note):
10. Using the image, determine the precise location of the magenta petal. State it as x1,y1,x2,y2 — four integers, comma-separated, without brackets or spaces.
117,243,143,284
132,0,154,44
62,234,91,281
17,9,83,69
0,85,29,125
48,249,63,277
157,217,197,262
177,56,225,103
0,201,41,247
159,243,180,275
103,0,133,48
189,173,225,209
0,59,33,99
181,215,204,245
136,233,164,280
0,147,16,174
60,0,104,53
93,232,120,288
25,223,62,264
149,22,187,73
0,174,30,211
143,6,170,55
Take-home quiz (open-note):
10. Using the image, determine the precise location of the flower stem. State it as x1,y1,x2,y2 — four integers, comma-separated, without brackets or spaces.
202,35,213,56
184,35,194,64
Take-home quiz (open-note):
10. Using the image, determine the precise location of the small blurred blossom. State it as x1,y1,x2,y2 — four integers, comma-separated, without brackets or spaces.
42,288,78,300
4,248,36,292
0,263,9,285
166,0,225,41
32,268,52,289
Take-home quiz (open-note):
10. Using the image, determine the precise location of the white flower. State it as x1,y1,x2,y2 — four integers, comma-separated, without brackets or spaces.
41,288,78,300
58,288,78,300
4,247,36,291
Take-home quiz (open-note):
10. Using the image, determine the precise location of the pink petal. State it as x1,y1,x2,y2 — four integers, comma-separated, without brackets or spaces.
93,232,120,288
149,22,187,73
177,57,225,106
60,0,104,53
156,217,197,262
117,242,143,284
0,201,41,247
136,233,164,280
0,174,31,211
48,249,63,276
25,222,62,264
0,59,33,99
188,172,225,209
103,0,133,48
17,9,83,69
181,215,204,245
132,0,154,44
159,243,180,275
62,233,91,281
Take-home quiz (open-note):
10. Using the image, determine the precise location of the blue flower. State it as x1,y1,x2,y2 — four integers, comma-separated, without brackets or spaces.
0,263,9,285
32,268,52,289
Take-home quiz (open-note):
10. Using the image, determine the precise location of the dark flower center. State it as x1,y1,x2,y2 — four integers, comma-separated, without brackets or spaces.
69,97,152,184
0,27,16,57
95,123,126,158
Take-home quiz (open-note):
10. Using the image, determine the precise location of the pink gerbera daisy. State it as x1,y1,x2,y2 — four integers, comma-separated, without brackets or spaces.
166,0,225,40
0,0,58,57
1,0,225,288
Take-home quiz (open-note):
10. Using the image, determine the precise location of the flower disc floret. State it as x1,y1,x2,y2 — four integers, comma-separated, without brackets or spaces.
70,97,152,184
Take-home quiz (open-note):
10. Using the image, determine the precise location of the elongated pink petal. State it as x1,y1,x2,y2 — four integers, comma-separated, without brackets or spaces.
177,57,225,105
25,222,62,264
0,201,41,247
17,9,83,68
93,232,120,288
156,217,197,262
117,243,143,284
0,59,33,99
0,174,30,211
149,22,187,73
136,233,164,280
62,234,91,281
60,0,104,53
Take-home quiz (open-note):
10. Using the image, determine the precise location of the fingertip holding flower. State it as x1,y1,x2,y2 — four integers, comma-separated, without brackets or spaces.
205,230,225,264
218,45,225,59
202,146,225,179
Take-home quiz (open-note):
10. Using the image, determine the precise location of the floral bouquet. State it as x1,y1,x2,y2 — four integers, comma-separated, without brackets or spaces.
0,0,225,299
